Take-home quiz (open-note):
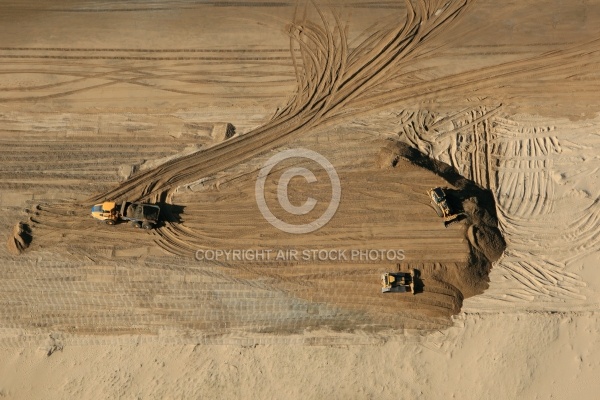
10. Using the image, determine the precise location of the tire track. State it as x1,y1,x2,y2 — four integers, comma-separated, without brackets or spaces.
88,0,475,204
16,0,596,334
391,105,596,307
0,47,292,53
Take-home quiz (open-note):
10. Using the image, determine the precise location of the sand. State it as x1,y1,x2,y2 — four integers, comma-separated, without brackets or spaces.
0,0,599,398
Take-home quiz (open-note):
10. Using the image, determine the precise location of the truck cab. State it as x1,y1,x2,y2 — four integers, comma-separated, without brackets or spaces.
91,202,118,224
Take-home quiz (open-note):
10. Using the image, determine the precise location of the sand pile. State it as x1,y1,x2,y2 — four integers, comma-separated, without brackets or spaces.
7,222,31,255
378,139,506,294
463,198,505,262
211,122,236,142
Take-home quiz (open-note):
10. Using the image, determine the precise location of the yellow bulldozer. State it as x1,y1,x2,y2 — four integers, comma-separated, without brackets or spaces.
427,187,464,227
381,269,416,294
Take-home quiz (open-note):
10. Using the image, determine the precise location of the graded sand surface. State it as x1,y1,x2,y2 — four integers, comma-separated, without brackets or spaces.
0,0,599,398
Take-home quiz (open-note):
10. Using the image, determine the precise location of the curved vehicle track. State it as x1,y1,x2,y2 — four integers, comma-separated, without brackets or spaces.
5,0,598,337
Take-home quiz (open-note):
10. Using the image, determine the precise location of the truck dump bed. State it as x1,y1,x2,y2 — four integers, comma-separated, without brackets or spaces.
121,202,160,222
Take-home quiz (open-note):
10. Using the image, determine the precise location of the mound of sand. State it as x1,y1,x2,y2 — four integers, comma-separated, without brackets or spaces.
7,222,31,255
463,198,506,262
378,139,507,292
467,224,505,262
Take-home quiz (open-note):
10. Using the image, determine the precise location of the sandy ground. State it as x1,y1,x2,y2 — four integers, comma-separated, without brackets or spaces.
1,312,598,399
0,0,599,398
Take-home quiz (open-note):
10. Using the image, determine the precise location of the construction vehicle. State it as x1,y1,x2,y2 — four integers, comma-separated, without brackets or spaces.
381,270,416,294
91,201,160,229
427,187,464,227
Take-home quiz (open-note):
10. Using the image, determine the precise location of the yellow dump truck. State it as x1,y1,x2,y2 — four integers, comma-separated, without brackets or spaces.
91,201,160,229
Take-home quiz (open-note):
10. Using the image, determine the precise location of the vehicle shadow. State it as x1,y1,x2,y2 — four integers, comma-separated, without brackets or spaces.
383,140,499,220
411,268,423,295
156,202,185,227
